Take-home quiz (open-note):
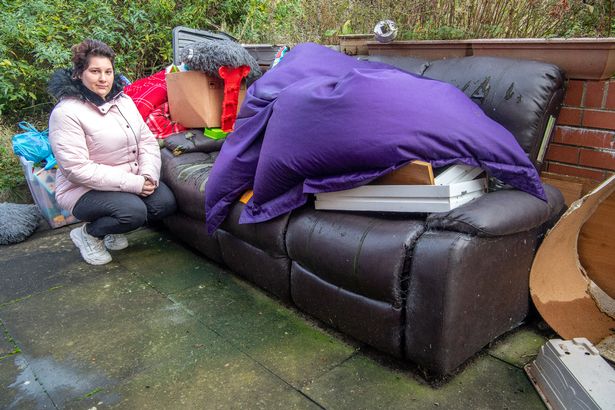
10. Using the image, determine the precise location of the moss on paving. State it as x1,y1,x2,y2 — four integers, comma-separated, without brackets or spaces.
0,226,549,408
130,230,358,388
301,353,544,409
174,279,356,387
108,341,323,409
488,326,548,368
0,319,21,360
111,229,225,295
83,386,104,398
0,270,231,406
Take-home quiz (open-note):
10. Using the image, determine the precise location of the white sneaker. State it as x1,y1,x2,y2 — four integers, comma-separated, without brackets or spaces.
104,234,129,251
70,224,112,265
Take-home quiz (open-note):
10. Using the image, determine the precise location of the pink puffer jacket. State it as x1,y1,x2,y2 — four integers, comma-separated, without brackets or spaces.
49,86,160,213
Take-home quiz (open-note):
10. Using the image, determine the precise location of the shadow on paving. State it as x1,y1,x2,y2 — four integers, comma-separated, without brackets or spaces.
0,226,545,409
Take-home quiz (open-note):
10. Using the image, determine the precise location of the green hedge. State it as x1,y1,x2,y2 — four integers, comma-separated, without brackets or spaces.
0,0,294,121
1,0,611,121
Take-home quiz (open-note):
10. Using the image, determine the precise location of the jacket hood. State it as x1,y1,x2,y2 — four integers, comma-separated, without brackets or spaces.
48,68,125,106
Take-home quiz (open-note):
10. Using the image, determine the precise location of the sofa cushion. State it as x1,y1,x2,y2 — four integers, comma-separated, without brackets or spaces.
163,213,223,264
220,201,291,257
160,148,216,221
423,56,565,165
291,262,404,356
286,207,425,305
218,230,291,301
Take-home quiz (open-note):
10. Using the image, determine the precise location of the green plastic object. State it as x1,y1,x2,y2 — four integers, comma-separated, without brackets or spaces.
204,128,228,140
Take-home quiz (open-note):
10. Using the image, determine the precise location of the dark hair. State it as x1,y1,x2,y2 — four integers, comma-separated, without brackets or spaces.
71,39,115,78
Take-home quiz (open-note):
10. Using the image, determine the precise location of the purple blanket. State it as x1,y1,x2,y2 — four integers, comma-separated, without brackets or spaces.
205,43,546,234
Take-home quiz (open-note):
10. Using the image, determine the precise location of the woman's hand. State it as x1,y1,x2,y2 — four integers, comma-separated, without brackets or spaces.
139,179,156,197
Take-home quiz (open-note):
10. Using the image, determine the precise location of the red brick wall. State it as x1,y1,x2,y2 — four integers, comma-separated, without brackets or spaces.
544,79,615,181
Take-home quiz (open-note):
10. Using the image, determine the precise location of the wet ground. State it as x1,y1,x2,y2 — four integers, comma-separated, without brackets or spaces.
0,225,548,409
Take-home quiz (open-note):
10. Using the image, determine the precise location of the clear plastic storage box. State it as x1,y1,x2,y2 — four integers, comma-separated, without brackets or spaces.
19,156,78,228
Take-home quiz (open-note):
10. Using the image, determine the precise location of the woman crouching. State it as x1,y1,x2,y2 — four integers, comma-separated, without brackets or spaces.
48,39,176,265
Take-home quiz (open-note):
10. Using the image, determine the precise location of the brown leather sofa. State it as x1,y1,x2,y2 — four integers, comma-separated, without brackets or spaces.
160,55,566,375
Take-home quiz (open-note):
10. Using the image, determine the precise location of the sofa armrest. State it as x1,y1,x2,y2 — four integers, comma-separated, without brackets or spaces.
426,184,565,237
163,129,224,156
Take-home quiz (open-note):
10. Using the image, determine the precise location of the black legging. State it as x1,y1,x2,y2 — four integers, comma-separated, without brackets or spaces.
71,181,177,238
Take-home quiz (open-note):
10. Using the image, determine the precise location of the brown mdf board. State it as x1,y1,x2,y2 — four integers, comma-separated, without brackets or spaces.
373,160,434,185
540,172,601,206
578,190,615,299
530,175,615,346
540,176,584,207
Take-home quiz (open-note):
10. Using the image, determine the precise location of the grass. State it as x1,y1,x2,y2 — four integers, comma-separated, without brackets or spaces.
0,120,34,203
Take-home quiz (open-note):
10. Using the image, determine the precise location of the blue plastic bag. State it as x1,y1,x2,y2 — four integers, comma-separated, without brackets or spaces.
12,121,56,170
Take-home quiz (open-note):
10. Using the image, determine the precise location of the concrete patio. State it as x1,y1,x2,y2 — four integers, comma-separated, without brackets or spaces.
0,225,549,409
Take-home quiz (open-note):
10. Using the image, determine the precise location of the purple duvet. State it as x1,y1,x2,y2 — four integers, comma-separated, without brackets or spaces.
205,43,546,233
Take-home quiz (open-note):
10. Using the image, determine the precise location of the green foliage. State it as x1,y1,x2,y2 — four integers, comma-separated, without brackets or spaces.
0,0,244,121
323,19,354,39
300,0,614,41
0,121,29,200
0,0,611,123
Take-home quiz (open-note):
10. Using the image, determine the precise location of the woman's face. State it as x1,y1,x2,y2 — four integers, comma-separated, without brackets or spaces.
81,56,114,99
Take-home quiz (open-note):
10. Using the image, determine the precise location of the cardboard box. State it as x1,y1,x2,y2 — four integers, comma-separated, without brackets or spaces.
315,178,487,213
166,71,246,128
530,175,615,357
19,156,78,229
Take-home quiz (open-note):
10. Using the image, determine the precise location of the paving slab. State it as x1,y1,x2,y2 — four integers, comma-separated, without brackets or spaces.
58,320,316,409
488,326,548,368
212,308,355,388
0,226,124,305
170,270,278,326
0,226,69,261
105,342,323,409
0,226,550,409
111,228,223,295
301,353,544,410
0,268,240,407
0,320,18,359
173,274,356,387
0,354,55,409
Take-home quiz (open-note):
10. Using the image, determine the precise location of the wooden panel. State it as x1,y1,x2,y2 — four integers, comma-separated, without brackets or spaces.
541,171,601,206
540,176,583,206
530,175,615,344
578,191,615,298
373,161,434,185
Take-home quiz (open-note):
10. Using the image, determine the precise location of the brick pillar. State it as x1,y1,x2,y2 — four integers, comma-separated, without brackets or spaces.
545,79,615,181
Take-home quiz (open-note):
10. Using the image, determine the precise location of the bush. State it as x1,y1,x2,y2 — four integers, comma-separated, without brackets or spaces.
1,0,612,123
0,121,33,203
0,0,258,121
299,0,614,42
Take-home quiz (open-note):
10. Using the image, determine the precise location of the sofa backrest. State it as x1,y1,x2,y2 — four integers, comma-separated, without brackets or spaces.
367,55,566,168
365,54,430,76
